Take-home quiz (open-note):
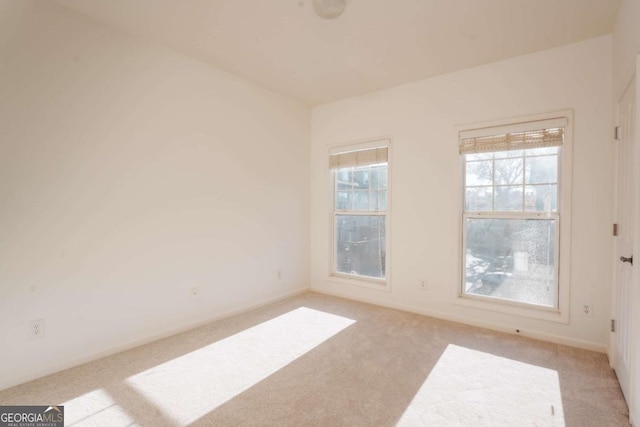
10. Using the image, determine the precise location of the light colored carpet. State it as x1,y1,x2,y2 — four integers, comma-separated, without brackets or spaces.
397,344,565,426
0,292,630,426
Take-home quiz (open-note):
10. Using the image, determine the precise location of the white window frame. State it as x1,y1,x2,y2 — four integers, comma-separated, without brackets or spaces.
454,111,573,323
328,138,391,291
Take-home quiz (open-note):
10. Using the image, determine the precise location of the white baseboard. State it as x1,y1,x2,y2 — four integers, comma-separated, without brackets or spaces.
311,287,608,354
4,285,608,391
1,286,309,391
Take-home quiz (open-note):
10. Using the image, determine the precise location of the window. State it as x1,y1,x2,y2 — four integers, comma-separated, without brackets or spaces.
460,117,568,309
330,141,389,284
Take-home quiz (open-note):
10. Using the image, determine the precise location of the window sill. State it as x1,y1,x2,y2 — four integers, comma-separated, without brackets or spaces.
453,294,568,324
327,274,391,292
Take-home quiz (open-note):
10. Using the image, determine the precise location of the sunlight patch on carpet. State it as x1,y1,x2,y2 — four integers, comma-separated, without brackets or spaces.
62,388,133,426
126,307,355,425
397,344,565,426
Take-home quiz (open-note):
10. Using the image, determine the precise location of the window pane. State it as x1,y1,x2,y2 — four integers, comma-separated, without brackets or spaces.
495,186,524,211
494,150,524,159
495,158,523,185
353,169,370,189
336,191,352,210
466,187,492,211
370,166,387,189
525,155,557,184
525,146,559,156
336,215,386,279
525,184,557,212
336,169,354,190
465,218,556,307
353,191,370,210
466,160,493,186
370,190,387,211
377,190,387,211
466,152,493,161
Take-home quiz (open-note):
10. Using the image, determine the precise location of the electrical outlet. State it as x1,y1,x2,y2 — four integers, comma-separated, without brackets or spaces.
419,280,428,291
582,303,593,316
189,286,200,300
29,319,45,339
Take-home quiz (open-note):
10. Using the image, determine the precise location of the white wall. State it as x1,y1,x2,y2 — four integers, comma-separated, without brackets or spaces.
311,36,613,351
0,1,310,390
613,0,640,99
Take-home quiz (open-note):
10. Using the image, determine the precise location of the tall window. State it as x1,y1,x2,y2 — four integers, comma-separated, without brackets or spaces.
460,118,567,309
330,142,389,283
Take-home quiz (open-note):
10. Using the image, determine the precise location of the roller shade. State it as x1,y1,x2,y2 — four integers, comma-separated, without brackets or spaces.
329,146,388,169
459,117,567,155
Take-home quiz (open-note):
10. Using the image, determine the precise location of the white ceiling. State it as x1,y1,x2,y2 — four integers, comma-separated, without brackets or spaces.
51,0,620,106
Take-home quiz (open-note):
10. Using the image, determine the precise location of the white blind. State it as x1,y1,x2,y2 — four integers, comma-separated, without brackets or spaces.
329,146,388,169
459,117,567,155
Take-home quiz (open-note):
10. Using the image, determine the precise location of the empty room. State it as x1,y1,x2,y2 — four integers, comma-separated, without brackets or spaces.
1,0,640,425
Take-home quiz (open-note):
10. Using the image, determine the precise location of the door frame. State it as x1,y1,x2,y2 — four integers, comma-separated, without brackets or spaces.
631,55,640,426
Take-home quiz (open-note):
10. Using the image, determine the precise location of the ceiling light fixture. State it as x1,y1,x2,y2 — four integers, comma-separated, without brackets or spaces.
312,0,346,20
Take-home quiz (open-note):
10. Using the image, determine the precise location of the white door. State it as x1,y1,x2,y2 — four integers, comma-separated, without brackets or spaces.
613,76,636,406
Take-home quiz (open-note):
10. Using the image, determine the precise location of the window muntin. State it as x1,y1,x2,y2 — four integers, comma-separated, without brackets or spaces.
462,128,563,309
465,147,560,214
331,144,388,283
464,217,557,307
335,164,387,212
335,214,386,279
